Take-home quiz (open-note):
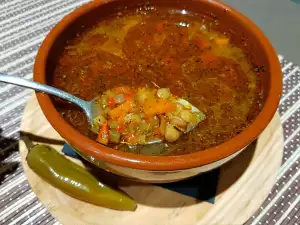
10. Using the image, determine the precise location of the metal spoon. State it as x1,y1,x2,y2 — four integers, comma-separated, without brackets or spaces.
0,74,99,126
0,74,204,145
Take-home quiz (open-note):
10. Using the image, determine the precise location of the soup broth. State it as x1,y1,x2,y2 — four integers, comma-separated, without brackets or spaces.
52,7,263,156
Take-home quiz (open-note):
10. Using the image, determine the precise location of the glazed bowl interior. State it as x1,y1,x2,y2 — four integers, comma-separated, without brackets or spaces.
34,0,282,171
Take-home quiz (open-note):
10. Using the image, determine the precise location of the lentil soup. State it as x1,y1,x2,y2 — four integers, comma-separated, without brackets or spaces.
51,7,263,156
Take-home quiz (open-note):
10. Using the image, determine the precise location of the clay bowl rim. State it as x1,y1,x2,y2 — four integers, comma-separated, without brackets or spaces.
34,0,282,171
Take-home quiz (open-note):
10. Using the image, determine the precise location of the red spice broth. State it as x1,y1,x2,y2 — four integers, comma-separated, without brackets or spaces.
51,7,264,156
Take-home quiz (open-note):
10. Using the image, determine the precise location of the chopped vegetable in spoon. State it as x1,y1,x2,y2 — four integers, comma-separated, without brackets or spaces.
92,86,206,145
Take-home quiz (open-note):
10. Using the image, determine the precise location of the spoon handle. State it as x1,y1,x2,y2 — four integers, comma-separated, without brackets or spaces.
0,73,86,108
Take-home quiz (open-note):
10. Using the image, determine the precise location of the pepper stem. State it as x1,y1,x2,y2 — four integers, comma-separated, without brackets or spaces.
20,134,35,151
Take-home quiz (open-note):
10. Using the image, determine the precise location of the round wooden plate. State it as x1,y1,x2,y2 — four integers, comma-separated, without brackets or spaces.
19,94,284,225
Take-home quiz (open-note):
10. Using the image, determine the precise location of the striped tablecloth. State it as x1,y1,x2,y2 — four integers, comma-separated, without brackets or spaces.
0,1,299,224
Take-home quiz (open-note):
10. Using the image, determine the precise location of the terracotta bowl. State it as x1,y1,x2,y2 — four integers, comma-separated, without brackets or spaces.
34,0,282,183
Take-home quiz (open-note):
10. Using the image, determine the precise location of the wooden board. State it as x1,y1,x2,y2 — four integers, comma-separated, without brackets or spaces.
19,94,284,225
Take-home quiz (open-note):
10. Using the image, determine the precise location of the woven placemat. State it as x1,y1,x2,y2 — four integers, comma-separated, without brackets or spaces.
0,1,299,225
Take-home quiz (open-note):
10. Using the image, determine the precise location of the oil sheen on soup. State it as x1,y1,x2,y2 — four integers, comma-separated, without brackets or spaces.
52,7,263,156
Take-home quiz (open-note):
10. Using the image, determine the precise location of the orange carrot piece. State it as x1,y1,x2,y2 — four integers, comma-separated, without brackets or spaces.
117,124,125,132
109,100,134,119
124,93,133,101
108,97,116,109
215,38,229,45
143,99,176,117
96,122,109,145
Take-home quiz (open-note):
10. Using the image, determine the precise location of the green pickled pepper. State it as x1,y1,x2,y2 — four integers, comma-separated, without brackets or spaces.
26,144,137,211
